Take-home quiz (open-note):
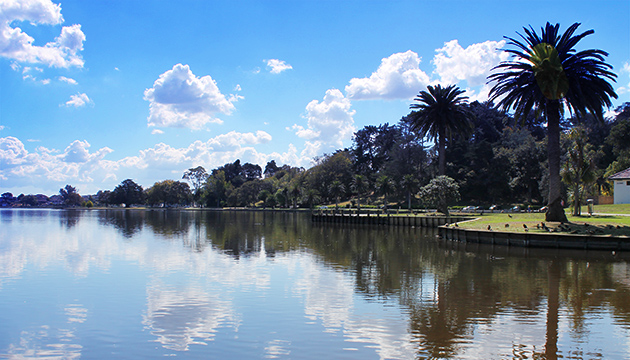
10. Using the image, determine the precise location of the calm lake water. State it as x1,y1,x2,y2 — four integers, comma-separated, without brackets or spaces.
1,209,629,359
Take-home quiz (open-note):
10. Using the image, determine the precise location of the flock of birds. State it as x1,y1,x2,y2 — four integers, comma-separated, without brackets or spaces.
445,215,627,236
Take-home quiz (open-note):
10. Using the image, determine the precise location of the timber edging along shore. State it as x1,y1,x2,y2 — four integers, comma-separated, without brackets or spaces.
311,210,471,228
439,226,630,251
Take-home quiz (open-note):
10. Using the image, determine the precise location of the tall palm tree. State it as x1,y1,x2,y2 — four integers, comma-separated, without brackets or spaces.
351,174,370,211
400,174,420,211
376,175,394,212
409,84,472,176
488,22,617,222
329,180,345,209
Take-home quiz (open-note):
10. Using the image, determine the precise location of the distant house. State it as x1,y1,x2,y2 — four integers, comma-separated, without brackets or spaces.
610,167,630,204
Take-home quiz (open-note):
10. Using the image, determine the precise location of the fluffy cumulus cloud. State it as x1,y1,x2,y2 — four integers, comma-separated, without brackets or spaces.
0,131,308,194
345,51,431,100
290,89,355,158
63,93,91,108
265,59,293,74
0,0,86,68
616,62,630,95
0,136,113,189
144,64,239,130
432,39,507,87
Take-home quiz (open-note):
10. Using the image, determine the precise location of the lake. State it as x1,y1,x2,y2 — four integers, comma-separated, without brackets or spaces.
1,209,629,359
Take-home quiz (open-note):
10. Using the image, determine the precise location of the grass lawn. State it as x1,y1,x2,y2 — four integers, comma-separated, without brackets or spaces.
582,203,630,215
451,211,630,237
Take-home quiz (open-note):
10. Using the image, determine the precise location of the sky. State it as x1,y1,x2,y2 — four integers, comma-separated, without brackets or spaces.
1,0,629,196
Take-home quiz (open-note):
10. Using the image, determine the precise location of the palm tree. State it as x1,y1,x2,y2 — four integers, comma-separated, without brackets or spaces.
329,180,345,209
351,174,370,211
409,84,472,176
400,174,420,211
488,22,617,222
376,175,394,212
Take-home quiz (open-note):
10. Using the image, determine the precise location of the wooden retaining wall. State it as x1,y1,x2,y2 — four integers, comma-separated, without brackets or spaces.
439,226,630,251
311,210,470,228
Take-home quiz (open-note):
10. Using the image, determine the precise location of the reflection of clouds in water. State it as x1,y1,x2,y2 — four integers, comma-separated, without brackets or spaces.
4,325,82,359
143,282,239,351
65,304,88,324
264,339,291,359
295,258,416,360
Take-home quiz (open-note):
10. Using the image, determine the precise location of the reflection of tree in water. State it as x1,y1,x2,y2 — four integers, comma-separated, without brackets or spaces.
306,223,630,359
98,209,145,238
201,211,308,259
59,209,82,229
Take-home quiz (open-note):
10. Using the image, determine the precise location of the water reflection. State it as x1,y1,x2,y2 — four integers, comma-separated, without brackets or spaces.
1,209,629,359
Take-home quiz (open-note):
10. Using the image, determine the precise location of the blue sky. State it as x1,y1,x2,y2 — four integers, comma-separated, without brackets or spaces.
1,0,629,196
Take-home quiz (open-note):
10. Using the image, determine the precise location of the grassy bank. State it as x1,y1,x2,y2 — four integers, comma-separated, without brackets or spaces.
452,212,630,237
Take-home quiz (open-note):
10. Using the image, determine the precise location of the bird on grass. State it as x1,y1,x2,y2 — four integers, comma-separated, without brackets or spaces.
523,224,528,232
454,223,459,227
508,214,513,218
505,224,510,228
487,225,492,231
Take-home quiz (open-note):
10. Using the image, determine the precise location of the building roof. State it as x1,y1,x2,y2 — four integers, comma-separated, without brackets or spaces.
610,167,630,180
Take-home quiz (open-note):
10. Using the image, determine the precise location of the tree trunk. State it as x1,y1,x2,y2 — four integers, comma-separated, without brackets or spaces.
545,102,568,223
438,128,446,176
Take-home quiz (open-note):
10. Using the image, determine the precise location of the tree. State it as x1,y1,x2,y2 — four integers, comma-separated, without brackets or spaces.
376,175,394,211
488,22,617,222
605,106,630,176
112,179,145,207
351,174,370,211
146,180,191,207
59,185,82,206
562,127,596,216
203,171,230,208
264,160,279,178
329,180,345,209
408,84,472,176
419,176,460,215
182,166,208,204
400,174,419,211
303,189,320,210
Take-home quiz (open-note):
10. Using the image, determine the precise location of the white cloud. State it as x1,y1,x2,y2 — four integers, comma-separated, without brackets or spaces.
63,93,91,108
58,76,77,85
345,51,431,100
433,39,507,87
291,89,355,156
151,129,164,135
616,62,630,95
265,59,293,74
0,0,86,68
144,64,238,130
0,136,114,189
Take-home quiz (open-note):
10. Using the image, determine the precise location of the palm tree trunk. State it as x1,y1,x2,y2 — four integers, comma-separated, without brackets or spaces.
438,128,446,176
545,102,568,223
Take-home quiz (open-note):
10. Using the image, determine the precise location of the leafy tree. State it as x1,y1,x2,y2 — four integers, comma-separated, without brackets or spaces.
419,176,460,215
351,174,370,211
60,185,82,206
182,166,208,204
112,179,145,207
376,175,394,211
605,107,630,176
303,189,320,210
488,22,617,222
304,151,353,203
96,190,112,207
146,180,191,207
400,174,419,210
264,160,279,178
352,123,400,177
409,84,472,176
329,180,345,209
562,127,596,215
203,171,231,208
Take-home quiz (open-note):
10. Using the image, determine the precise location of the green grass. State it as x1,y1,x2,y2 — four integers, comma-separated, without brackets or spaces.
582,204,630,215
452,212,630,237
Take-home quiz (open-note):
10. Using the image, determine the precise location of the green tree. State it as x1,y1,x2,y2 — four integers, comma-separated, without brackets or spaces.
182,166,208,205
409,84,472,176
203,171,231,208
562,127,596,216
351,174,370,211
400,174,419,211
60,185,82,206
329,180,345,209
112,179,145,207
488,22,617,222
419,176,460,215
147,180,191,207
375,175,394,211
